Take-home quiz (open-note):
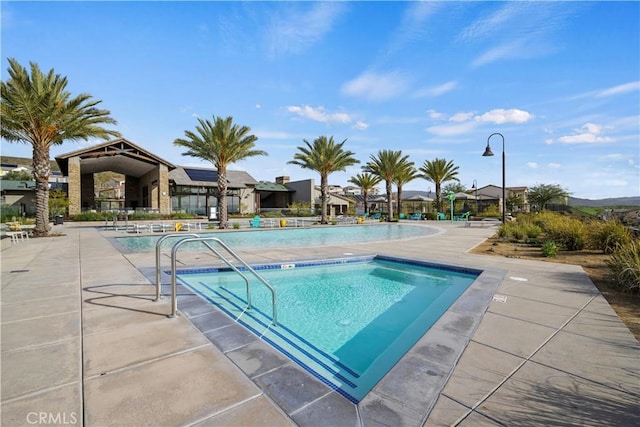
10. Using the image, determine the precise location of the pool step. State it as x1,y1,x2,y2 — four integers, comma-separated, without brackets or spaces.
186,280,364,402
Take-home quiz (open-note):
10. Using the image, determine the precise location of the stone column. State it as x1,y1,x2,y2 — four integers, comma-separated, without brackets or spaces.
67,157,81,216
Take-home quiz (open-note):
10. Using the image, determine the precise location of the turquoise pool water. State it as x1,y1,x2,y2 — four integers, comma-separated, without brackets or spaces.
114,223,437,252
176,256,478,402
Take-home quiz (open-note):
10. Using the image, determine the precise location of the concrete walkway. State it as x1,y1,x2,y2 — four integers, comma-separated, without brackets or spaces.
1,221,638,426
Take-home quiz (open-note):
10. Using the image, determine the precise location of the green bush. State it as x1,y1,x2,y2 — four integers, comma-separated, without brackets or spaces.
231,222,240,229
71,211,111,221
606,239,640,294
543,215,588,251
588,220,631,254
523,223,542,239
541,241,559,258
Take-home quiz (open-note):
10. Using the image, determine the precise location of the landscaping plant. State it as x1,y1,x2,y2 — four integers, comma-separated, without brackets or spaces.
605,239,640,294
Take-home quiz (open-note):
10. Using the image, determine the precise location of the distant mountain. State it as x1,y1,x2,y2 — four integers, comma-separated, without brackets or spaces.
569,196,640,207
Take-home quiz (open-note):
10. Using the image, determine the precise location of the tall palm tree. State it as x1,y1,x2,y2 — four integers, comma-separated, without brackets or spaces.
363,150,410,221
419,158,460,212
394,160,418,216
1,58,120,237
348,172,381,215
288,136,359,224
174,115,266,229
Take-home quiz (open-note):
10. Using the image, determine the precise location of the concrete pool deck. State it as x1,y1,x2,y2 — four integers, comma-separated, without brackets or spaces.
1,221,638,426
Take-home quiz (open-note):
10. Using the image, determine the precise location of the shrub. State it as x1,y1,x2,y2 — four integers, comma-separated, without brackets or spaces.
606,239,640,294
543,215,588,251
588,219,631,254
541,241,558,258
71,211,111,221
232,222,240,229
523,223,542,239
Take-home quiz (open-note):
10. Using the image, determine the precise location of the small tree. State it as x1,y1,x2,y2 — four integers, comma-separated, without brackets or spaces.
529,183,570,211
1,170,33,181
49,188,69,218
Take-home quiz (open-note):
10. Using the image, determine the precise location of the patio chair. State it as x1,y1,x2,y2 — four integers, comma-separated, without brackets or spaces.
436,212,446,221
399,213,407,220
410,213,422,220
249,215,261,228
454,211,470,221
372,212,382,220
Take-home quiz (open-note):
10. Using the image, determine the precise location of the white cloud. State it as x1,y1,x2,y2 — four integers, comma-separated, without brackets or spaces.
425,108,534,136
557,122,614,144
426,121,477,136
415,81,458,98
255,104,262,109
426,109,445,120
341,71,409,102
265,2,346,57
595,81,640,98
450,112,474,122
548,163,561,169
474,109,534,124
527,162,539,169
286,105,353,124
353,121,369,130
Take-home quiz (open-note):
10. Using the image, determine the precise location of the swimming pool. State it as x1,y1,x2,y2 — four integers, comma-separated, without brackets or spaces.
175,255,479,402
113,223,438,252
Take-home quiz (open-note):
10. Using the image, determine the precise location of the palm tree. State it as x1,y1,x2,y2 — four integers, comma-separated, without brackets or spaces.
174,115,266,229
363,150,410,221
419,158,460,213
288,136,359,224
394,160,418,217
1,58,120,237
348,172,381,215
528,183,570,211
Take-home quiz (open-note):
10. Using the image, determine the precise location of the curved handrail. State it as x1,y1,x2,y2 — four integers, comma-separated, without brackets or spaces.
169,237,278,325
155,233,200,301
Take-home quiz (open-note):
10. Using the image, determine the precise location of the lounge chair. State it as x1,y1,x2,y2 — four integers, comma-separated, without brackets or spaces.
399,213,407,220
249,215,261,228
436,212,446,221
372,212,381,220
410,213,422,220
454,211,470,221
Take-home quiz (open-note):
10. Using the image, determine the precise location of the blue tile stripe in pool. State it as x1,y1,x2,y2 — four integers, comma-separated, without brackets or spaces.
181,279,360,403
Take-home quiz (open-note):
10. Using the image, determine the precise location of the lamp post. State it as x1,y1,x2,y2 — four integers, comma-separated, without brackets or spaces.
471,179,478,214
482,133,506,223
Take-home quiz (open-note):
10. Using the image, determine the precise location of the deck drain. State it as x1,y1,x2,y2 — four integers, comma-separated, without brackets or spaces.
492,294,508,303
10,269,29,273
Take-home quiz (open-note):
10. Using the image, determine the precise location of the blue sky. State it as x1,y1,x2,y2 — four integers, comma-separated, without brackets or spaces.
1,1,638,199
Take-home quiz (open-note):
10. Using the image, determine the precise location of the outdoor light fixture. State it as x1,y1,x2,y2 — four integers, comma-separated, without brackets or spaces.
472,179,478,214
483,133,506,223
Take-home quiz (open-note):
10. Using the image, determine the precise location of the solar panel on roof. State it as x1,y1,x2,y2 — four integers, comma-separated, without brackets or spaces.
184,168,218,182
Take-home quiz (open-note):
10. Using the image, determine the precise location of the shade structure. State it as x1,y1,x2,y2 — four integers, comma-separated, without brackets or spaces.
404,194,434,202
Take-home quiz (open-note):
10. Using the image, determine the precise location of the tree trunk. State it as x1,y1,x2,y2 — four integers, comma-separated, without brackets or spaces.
397,185,403,217
435,184,442,212
385,180,393,221
32,145,51,237
217,165,228,229
320,173,328,224
363,190,369,214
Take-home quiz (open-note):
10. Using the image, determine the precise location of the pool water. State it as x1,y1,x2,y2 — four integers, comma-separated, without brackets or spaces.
113,223,437,252
176,256,478,402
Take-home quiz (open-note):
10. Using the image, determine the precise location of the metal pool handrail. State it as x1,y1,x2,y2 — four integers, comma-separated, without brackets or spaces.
169,236,278,326
155,233,200,301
